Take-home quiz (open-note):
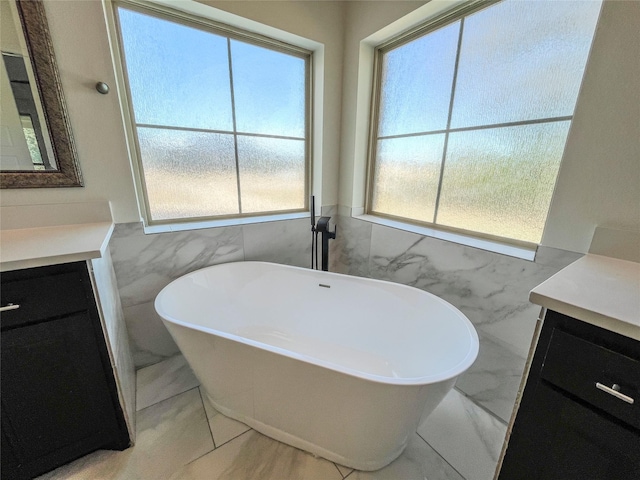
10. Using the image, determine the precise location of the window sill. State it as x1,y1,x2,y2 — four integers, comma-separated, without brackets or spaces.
143,211,310,234
354,214,537,261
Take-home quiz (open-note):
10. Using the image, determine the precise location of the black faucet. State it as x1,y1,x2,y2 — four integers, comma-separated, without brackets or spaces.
310,196,336,271
315,216,336,271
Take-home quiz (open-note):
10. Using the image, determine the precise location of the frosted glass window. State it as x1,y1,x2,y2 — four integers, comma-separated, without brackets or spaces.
437,122,570,244
138,128,238,220
451,0,602,128
368,0,601,244
115,5,310,225
371,135,445,223
378,22,459,137
237,136,305,213
231,41,306,138
118,9,233,131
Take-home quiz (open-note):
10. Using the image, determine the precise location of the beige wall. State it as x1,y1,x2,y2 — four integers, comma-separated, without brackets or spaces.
541,0,640,252
2,0,637,254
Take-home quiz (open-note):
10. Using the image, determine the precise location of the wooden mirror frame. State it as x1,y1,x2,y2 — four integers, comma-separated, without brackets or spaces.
1,0,83,188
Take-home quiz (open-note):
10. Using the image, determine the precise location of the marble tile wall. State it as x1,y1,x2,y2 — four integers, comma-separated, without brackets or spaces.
110,210,581,426
89,248,136,439
331,214,582,423
109,219,312,368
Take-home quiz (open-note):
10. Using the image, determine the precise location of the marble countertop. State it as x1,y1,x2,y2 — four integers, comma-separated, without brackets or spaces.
530,254,640,341
0,222,114,272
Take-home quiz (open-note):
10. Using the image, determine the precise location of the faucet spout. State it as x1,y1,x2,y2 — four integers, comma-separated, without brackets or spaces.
314,216,336,271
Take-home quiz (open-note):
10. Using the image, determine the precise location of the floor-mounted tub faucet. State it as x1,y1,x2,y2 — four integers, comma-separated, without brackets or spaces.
310,196,336,271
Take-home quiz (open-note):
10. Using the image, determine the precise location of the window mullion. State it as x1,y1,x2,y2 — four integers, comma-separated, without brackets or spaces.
433,18,465,224
227,38,243,215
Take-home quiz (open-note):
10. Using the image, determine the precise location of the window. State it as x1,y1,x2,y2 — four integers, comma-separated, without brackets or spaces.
114,3,311,226
368,0,602,245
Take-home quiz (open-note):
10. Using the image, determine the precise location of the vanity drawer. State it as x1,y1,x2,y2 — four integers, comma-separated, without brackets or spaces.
541,327,640,430
1,266,90,329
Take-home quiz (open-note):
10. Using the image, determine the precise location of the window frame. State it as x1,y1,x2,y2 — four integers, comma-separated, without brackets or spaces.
364,0,582,251
109,0,314,230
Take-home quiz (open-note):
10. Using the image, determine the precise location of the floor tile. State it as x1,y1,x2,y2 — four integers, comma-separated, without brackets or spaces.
336,463,354,477
417,389,507,480
39,388,214,479
136,354,199,411
346,433,464,480
170,430,343,480
200,388,251,447
455,329,527,422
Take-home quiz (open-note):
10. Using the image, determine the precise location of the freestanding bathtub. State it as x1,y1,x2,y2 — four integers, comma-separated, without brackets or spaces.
155,261,478,471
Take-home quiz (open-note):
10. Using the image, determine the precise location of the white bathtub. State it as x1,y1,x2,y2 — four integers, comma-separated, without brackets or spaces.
155,261,478,471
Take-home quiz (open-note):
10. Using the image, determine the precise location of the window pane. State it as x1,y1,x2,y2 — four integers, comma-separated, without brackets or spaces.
437,122,571,243
138,128,239,220
371,135,445,223
237,136,305,213
378,21,460,137
450,0,601,128
118,8,233,131
231,40,305,138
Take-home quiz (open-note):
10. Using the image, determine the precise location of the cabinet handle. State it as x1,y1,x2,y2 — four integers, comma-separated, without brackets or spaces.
596,382,635,405
0,303,21,312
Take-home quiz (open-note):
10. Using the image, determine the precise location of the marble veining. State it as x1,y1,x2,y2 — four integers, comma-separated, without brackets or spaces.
243,217,312,268
109,222,244,308
368,223,563,356
331,214,372,277
418,389,507,480
123,301,180,368
136,354,200,411
454,331,527,423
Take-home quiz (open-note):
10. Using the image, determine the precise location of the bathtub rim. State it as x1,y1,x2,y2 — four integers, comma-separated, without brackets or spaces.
155,261,479,387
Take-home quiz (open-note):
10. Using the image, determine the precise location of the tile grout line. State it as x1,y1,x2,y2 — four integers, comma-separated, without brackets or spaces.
136,385,201,414
332,462,347,479
453,386,510,427
416,431,467,480
184,429,254,468
196,387,217,449
212,427,254,451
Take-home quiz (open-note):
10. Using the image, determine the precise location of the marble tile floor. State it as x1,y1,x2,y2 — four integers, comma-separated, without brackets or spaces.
40,354,507,480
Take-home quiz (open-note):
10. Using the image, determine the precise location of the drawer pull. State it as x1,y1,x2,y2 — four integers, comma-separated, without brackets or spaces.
596,382,635,405
0,303,21,312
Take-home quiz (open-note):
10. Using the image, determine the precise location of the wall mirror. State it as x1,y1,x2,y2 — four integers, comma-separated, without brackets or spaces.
0,0,82,188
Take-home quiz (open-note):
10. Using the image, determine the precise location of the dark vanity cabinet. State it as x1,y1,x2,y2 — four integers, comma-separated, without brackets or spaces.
499,310,640,480
1,262,130,479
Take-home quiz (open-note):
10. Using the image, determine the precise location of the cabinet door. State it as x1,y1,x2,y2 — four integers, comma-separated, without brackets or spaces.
1,311,124,479
500,382,640,479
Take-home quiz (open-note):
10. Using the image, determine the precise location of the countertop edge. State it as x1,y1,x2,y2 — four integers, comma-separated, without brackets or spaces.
529,291,640,341
0,222,115,272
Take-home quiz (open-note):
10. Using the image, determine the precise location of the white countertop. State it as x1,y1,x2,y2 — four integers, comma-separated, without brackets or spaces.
0,222,114,272
530,254,640,341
